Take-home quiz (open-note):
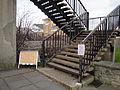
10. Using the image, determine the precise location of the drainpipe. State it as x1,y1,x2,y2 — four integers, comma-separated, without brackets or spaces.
119,6,120,29
112,38,116,63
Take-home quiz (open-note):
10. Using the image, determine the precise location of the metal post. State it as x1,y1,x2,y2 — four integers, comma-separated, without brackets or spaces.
42,41,46,67
79,55,83,83
74,0,75,15
69,23,72,44
87,12,89,30
118,6,120,29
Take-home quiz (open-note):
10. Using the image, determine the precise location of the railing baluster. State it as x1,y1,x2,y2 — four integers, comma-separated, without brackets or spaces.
55,33,57,53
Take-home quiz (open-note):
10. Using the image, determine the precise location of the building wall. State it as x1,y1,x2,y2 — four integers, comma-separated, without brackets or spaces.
95,61,120,89
43,19,55,35
0,0,16,70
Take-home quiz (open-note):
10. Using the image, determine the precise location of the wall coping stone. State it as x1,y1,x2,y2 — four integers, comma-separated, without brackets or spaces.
94,61,120,70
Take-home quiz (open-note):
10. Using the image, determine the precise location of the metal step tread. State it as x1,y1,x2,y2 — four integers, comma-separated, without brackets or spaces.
58,3,67,7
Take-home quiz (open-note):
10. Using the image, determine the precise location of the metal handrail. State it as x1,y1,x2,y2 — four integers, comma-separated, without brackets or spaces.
42,16,84,66
79,5,120,82
43,17,78,41
78,0,87,12
82,5,120,43
65,0,89,29
43,12,90,41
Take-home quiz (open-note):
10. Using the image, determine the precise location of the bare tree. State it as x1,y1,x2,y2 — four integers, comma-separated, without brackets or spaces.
16,10,35,58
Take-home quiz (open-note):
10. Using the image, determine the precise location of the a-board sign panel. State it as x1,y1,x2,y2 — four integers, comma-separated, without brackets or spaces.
18,51,39,69
19,51,38,64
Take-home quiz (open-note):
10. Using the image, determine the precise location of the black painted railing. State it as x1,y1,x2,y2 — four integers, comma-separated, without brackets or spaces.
41,17,84,66
65,0,89,30
79,5,120,82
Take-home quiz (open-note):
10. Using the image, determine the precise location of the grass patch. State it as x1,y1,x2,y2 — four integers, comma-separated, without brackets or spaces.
115,48,120,63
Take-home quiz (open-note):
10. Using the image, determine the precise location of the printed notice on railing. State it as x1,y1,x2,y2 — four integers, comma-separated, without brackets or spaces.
78,44,85,56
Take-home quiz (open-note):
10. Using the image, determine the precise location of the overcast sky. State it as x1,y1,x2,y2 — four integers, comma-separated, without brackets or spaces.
17,0,120,24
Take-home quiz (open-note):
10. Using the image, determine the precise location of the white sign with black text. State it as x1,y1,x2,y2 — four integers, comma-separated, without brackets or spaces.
78,44,85,56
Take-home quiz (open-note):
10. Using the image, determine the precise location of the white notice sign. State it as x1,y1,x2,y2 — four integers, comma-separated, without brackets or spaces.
78,44,85,56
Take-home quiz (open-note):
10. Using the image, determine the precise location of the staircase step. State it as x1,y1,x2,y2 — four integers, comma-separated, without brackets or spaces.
61,51,79,58
58,3,67,7
86,51,97,55
76,36,88,40
101,48,108,52
56,55,79,63
52,58,79,69
61,7,71,11
51,13,61,17
37,0,48,4
64,48,77,53
79,34,88,37
55,16,64,19
60,22,67,25
73,21,80,24
67,45,78,48
64,11,73,15
45,6,54,11
54,0,64,3
86,67,94,72
54,16,65,20
48,62,79,76
73,40,83,43
75,24,81,27
81,31,91,35
42,3,52,8
95,56,102,61
57,20,67,23
71,42,80,45
49,10,58,14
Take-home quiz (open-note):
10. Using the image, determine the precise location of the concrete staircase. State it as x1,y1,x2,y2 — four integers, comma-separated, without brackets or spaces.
29,0,120,86
47,31,94,77
47,30,120,78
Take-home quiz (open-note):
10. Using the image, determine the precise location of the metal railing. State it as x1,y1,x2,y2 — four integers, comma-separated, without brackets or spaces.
41,17,84,66
79,5,120,82
65,0,89,29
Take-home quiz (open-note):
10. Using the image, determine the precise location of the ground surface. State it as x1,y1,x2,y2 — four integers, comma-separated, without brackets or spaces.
0,69,67,90
0,68,118,90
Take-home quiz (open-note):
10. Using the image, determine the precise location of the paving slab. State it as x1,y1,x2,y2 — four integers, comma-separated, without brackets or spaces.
97,85,118,90
0,68,118,90
0,69,68,90
81,85,118,90
35,79,54,89
0,68,33,78
42,82,68,90
17,85,40,90
4,75,31,89
23,71,48,83
0,79,10,90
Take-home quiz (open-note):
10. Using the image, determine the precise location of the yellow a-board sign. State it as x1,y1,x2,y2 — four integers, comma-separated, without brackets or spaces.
18,51,39,69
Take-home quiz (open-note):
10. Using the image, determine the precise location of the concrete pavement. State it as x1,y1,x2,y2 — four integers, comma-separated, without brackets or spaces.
0,69,67,90
0,68,119,90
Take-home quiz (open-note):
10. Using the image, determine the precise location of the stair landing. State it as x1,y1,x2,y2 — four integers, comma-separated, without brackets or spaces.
37,67,94,90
